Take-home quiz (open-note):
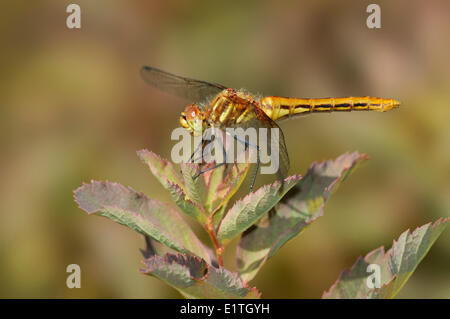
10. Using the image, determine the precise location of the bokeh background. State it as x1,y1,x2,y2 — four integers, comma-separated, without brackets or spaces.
1,0,449,298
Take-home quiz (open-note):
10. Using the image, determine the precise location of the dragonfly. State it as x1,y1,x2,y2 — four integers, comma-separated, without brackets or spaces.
141,66,400,192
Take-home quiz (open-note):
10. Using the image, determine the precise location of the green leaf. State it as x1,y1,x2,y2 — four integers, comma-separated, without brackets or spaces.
204,163,250,216
210,163,250,229
140,235,174,258
140,235,219,268
217,175,302,244
74,180,211,264
237,152,367,282
204,163,228,210
167,182,206,224
138,149,207,223
141,253,260,299
137,149,185,191
181,162,208,209
323,217,449,299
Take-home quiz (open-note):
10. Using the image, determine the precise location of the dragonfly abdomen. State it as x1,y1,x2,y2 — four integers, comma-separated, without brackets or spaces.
260,96,400,121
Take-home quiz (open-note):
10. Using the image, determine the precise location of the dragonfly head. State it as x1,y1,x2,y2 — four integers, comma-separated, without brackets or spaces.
180,104,207,136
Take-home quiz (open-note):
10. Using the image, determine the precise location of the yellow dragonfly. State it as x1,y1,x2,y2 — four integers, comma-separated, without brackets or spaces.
141,66,400,191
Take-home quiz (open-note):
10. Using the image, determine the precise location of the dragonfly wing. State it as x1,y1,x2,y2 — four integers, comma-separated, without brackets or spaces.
228,108,290,181
272,120,290,180
140,66,227,103
262,117,290,181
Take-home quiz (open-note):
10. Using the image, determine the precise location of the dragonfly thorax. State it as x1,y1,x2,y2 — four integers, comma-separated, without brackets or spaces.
180,89,259,136
208,89,261,126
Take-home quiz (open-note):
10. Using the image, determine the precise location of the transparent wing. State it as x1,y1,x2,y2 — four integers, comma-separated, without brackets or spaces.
140,66,227,103
268,119,290,180
229,107,290,181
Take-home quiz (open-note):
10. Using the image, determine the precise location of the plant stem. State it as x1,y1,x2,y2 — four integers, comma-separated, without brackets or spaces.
205,217,224,267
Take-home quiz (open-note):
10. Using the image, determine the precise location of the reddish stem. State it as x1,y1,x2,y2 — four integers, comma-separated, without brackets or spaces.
205,217,224,267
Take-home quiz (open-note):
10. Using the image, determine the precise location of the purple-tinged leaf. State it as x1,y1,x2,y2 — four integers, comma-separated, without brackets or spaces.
138,149,207,222
205,162,250,216
217,175,302,244
140,235,173,258
366,276,397,299
74,180,211,263
181,163,207,209
202,162,227,206
237,152,367,281
167,182,206,224
137,149,185,191
140,236,219,268
141,253,260,299
210,163,250,228
323,217,449,299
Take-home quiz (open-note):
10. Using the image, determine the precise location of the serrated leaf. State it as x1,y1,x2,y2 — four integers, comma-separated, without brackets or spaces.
137,149,207,223
181,163,208,209
323,217,449,299
167,182,206,224
74,180,211,263
203,163,227,208
237,152,367,281
217,175,302,244
210,163,250,229
140,236,219,268
141,253,260,299
140,235,173,258
205,162,250,216
137,149,185,191
366,276,397,299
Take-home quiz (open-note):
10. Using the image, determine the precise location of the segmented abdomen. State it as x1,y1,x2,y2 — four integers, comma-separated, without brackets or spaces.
260,96,401,121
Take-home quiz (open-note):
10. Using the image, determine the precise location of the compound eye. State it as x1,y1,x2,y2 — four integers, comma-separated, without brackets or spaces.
185,104,201,120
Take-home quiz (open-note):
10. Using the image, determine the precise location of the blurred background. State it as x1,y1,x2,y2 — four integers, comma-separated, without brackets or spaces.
0,0,449,298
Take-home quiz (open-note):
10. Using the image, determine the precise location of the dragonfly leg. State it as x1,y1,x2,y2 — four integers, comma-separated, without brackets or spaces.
182,133,210,176
189,131,214,163
193,162,227,180
193,133,228,180
250,149,260,192
189,142,203,163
